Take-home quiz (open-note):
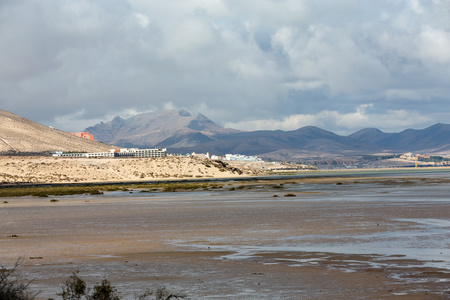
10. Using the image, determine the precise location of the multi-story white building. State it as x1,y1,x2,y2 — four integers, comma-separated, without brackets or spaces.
52,148,167,158
114,148,167,158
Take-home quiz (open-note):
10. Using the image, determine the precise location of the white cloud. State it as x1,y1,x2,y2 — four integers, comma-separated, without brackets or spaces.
134,13,150,28
416,26,450,64
283,80,325,91
271,24,390,94
162,18,217,59
229,59,264,79
409,0,424,14
1,0,449,134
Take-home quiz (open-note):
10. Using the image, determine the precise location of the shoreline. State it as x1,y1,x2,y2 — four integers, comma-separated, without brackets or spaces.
2,166,450,199
2,164,450,188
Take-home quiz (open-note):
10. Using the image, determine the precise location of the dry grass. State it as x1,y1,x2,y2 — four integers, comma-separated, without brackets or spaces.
0,182,224,197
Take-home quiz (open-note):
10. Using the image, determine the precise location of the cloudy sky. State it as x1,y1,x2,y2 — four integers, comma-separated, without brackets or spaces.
1,0,450,134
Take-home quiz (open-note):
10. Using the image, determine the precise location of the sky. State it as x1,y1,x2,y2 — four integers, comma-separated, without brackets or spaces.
1,0,450,135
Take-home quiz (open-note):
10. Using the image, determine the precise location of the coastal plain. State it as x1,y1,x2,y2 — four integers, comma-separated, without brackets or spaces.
1,171,450,299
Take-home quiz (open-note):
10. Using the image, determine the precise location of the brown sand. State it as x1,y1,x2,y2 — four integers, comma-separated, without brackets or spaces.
0,156,249,184
1,176,450,299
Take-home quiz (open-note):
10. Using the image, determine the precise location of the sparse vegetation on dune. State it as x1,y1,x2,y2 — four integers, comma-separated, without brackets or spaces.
0,156,247,184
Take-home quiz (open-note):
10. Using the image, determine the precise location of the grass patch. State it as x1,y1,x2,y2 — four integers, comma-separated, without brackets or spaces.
49,199,59,202
284,193,296,197
161,182,222,192
0,182,225,198
0,186,116,198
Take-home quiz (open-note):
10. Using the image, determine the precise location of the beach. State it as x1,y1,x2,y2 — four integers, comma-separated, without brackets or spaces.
1,171,450,299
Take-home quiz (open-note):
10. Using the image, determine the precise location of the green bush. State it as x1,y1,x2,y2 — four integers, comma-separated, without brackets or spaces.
59,273,119,300
90,279,119,300
58,273,86,300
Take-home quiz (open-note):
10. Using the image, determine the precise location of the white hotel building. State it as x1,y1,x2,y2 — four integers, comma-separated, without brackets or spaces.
52,148,167,158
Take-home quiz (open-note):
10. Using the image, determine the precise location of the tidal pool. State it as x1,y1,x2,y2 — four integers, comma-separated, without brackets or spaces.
1,170,450,299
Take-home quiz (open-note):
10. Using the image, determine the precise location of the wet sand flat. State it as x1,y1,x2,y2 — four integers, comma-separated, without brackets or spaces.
1,173,450,299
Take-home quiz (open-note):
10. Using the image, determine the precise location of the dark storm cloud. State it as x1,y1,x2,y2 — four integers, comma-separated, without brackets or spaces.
1,0,449,133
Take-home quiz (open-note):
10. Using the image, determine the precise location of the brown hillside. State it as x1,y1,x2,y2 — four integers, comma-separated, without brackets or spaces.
0,109,113,154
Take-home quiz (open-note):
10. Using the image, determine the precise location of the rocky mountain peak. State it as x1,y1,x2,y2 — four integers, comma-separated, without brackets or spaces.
85,109,235,147
195,113,209,121
178,109,191,117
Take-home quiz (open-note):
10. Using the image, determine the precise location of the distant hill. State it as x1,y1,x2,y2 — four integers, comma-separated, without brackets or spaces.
350,123,450,153
87,110,450,159
348,128,395,144
0,109,112,154
170,126,375,159
86,109,238,148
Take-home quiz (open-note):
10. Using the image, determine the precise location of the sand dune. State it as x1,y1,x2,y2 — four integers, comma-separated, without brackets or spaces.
0,156,248,184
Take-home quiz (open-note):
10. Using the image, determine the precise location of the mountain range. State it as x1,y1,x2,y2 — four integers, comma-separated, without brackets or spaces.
86,109,450,160
3,107,447,160
86,109,237,148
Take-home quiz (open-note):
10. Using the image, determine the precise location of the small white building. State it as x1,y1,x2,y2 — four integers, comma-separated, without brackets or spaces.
224,154,262,162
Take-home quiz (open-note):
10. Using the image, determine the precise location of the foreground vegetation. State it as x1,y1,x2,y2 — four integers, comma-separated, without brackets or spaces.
0,260,37,300
0,261,186,300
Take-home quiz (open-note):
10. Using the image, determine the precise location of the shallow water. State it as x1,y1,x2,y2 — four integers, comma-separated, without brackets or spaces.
1,170,450,298
169,182,450,268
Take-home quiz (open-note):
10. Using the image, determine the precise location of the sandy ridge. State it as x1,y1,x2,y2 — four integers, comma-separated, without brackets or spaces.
0,156,249,184
0,109,113,153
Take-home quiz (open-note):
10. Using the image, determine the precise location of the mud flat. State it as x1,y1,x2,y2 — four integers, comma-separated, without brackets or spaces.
1,172,450,299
